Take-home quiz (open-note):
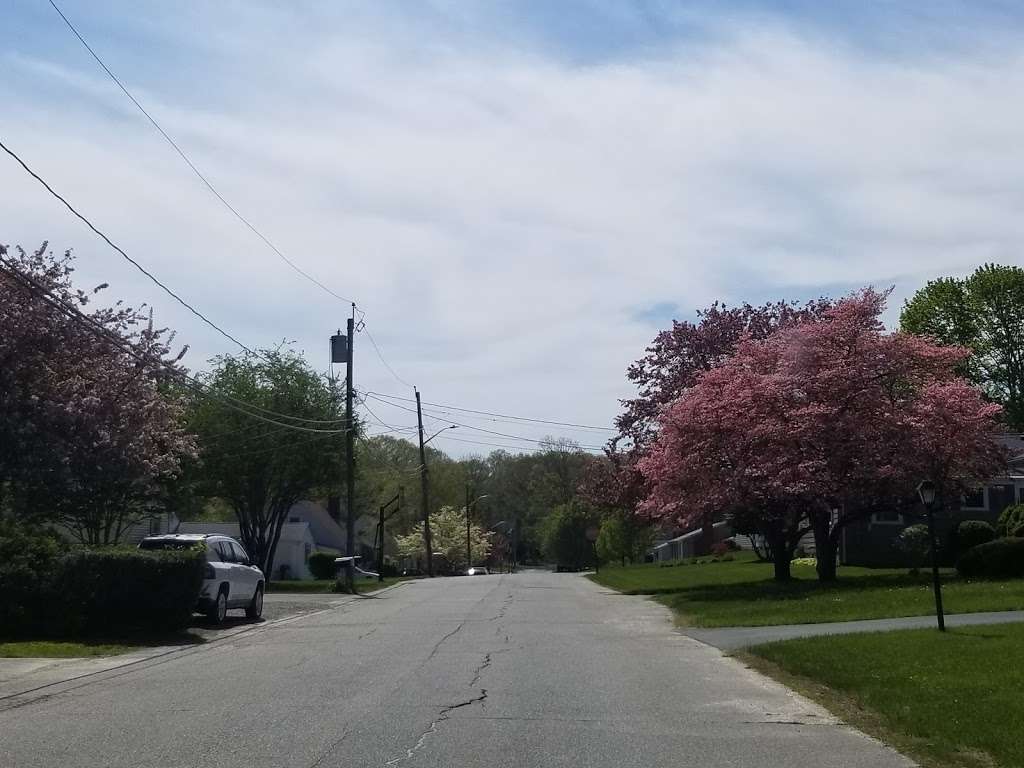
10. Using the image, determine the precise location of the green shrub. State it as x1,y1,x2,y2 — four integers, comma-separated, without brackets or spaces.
997,503,1024,538
956,537,1024,580
307,550,338,580
953,520,996,555
51,547,205,636
0,522,65,638
894,524,931,572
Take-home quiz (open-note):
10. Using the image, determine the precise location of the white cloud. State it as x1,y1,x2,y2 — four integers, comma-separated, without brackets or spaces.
2,7,1023,454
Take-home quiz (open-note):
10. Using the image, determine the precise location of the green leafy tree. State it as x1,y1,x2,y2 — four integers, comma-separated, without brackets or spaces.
541,500,597,569
187,350,346,577
596,513,653,566
395,506,492,571
902,263,1024,428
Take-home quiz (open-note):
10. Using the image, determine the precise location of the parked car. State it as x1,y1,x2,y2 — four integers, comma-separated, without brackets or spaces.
139,534,265,624
466,566,489,576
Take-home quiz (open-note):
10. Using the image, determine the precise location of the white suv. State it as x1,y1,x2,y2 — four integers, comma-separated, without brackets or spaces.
139,534,265,624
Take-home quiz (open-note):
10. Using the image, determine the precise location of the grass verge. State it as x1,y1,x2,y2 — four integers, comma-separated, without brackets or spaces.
745,622,1024,768
590,554,1024,627
0,640,140,658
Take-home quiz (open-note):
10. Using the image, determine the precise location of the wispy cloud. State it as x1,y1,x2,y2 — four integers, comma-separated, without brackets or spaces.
2,2,1022,451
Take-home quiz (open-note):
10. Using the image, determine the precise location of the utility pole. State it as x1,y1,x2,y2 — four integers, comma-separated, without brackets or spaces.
466,484,472,570
345,307,356,593
330,318,356,592
377,487,403,584
416,388,434,577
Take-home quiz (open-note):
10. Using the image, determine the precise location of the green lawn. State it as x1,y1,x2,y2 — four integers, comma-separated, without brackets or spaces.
748,623,1024,768
0,640,138,658
590,554,1024,627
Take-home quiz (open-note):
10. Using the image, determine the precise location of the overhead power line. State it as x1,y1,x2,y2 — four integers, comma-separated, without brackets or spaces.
1,258,349,435
47,1,417,392
362,393,608,451
46,0,357,308
0,136,266,361
364,390,617,433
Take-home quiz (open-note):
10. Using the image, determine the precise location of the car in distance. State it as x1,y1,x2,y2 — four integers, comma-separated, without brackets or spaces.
466,566,489,576
139,534,265,624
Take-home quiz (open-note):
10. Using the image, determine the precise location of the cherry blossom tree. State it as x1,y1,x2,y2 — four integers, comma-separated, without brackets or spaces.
0,243,197,544
640,289,1005,581
617,298,831,554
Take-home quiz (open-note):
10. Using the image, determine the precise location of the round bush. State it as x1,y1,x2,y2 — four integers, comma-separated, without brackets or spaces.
954,520,997,554
307,551,338,580
997,503,1024,538
956,537,1024,580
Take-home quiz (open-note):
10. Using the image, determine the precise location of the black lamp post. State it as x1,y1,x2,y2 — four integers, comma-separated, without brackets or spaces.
916,480,945,632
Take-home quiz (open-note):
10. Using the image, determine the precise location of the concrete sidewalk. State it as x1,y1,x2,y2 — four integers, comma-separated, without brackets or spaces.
680,609,1024,651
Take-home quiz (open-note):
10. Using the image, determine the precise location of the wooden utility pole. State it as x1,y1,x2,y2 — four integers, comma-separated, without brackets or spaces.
416,388,434,577
466,484,472,570
344,309,356,593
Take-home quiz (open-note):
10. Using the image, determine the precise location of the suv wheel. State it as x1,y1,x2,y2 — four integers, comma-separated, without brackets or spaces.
245,585,264,620
208,588,228,624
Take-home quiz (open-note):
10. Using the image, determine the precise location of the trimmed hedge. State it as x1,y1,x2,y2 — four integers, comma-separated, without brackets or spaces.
0,523,65,635
956,537,1024,580
1,528,204,638
52,548,205,635
307,550,338,581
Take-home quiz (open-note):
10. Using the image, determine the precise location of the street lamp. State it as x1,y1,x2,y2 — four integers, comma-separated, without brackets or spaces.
916,480,945,632
424,425,457,446
418,423,456,577
465,488,489,570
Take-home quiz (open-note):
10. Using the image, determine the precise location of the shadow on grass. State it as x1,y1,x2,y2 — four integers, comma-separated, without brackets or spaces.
627,572,941,601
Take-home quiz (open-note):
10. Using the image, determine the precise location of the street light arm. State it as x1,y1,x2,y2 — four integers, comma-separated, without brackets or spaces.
423,424,458,446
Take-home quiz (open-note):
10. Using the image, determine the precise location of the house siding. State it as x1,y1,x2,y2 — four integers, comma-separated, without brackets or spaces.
840,478,1022,567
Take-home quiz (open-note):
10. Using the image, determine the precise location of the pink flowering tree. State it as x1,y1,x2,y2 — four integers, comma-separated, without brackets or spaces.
641,289,1004,581
0,243,197,544
617,298,831,555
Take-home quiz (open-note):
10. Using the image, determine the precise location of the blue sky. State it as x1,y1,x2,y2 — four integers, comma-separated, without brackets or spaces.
3,1,1023,455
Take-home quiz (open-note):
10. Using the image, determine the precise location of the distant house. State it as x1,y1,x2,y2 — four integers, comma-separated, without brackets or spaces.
171,499,382,580
177,521,317,580
651,521,734,562
841,434,1024,567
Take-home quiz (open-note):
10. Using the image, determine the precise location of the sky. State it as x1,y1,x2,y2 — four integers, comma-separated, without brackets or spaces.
3,1,1024,457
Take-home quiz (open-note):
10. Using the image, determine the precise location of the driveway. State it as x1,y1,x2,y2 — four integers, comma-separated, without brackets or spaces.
0,572,913,767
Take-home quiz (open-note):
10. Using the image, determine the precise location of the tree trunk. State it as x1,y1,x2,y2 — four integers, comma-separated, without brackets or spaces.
811,515,839,582
773,553,792,581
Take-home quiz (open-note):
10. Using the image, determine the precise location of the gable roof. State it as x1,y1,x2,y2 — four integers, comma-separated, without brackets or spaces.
287,500,346,550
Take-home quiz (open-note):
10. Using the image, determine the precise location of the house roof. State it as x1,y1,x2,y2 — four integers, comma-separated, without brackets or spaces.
177,521,313,544
653,520,730,550
999,434,1024,464
287,501,346,550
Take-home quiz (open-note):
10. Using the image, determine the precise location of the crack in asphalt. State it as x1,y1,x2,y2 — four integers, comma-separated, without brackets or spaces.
383,647,497,766
383,690,488,767
469,653,492,688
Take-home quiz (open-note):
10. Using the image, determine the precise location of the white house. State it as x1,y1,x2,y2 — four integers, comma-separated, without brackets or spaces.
177,521,318,580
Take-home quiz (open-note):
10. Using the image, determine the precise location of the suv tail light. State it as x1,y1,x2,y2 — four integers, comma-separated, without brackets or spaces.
204,562,215,579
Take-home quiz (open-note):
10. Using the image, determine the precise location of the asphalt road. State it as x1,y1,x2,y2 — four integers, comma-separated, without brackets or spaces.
0,572,914,767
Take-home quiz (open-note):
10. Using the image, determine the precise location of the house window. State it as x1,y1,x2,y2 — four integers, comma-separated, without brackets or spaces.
871,510,903,526
961,487,988,511
304,543,312,561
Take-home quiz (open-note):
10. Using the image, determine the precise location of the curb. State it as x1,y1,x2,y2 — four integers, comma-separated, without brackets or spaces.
0,584,406,707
